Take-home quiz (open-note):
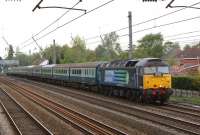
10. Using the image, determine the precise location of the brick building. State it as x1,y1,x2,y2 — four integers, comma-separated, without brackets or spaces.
171,48,200,75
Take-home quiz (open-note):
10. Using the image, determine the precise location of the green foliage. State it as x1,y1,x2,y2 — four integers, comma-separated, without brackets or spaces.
95,32,121,61
42,44,63,64
183,44,191,50
133,33,164,58
7,45,14,60
193,42,200,48
31,53,42,65
172,76,200,91
170,96,200,105
15,53,31,66
162,41,180,66
163,41,180,55
70,36,87,63
13,33,186,66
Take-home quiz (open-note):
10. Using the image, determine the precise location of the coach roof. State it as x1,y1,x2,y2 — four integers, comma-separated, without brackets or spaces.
54,62,106,68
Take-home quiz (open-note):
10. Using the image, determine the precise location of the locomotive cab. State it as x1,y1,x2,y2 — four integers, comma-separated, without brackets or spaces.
143,66,171,90
136,58,173,104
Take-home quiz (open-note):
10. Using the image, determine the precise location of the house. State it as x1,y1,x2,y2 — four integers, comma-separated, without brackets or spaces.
170,48,200,75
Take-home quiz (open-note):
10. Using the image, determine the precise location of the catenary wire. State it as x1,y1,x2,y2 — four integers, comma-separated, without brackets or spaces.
21,0,115,49
85,1,200,41
20,1,200,47
132,15,200,34
19,0,81,46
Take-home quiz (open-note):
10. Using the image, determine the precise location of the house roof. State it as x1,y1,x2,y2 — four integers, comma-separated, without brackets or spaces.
176,48,200,58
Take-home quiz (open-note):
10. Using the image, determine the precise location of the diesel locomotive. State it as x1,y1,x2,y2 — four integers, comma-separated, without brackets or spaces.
7,58,173,104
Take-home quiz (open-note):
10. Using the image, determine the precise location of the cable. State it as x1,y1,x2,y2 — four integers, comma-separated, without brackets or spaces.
132,15,200,34
166,34,200,41
21,0,115,49
166,38,200,43
87,40,101,45
86,33,129,45
20,1,200,47
165,30,200,38
19,0,81,46
85,1,200,42
120,1,200,32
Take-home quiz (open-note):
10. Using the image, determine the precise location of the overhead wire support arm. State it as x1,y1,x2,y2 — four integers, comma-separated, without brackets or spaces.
37,6,87,13
32,0,86,13
166,0,200,9
32,37,43,52
32,0,43,12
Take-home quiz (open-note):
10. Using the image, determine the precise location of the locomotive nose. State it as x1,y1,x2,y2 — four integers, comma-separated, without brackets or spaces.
143,74,171,89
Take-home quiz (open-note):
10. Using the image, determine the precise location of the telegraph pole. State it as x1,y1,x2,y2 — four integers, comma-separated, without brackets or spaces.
128,11,133,59
53,39,56,64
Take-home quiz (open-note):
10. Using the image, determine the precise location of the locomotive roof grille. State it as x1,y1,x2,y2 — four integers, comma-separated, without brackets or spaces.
135,58,167,67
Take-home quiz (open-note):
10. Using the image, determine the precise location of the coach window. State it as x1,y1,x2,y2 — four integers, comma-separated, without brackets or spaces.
91,69,93,76
79,69,81,74
89,69,91,77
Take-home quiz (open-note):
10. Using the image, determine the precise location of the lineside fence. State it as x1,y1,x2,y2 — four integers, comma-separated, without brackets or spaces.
172,89,200,97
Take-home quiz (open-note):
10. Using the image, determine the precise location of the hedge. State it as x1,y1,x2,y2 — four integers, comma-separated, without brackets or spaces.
172,76,200,91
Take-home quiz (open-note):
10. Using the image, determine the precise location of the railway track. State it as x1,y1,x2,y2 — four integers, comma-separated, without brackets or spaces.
166,103,200,113
8,77,200,135
1,79,126,135
158,104,200,119
18,77,200,118
0,86,53,135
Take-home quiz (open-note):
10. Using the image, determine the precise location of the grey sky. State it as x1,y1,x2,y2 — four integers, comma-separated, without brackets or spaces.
0,0,200,58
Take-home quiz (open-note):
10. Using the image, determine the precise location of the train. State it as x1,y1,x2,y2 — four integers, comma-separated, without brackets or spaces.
7,58,173,104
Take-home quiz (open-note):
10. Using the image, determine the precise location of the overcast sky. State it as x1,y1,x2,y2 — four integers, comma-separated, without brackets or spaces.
0,0,200,58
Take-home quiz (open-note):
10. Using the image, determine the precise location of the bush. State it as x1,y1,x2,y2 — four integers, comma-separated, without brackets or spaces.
172,76,200,91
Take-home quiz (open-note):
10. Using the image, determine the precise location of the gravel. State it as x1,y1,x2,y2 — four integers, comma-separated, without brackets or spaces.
19,81,183,135
4,85,83,135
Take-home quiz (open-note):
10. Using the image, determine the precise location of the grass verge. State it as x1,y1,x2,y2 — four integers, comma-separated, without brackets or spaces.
170,96,200,106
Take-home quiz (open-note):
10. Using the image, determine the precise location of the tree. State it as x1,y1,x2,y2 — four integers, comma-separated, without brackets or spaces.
95,45,109,60
163,41,180,55
86,49,96,62
42,44,63,64
95,32,121,60
7,45,14,60
71,36,87,62
15,53,31,66
31,53,43,65
61,36,89,63
133,33,164,58
192,42,200,48
183,44,191,50
61,44,74,63
161,41,180,66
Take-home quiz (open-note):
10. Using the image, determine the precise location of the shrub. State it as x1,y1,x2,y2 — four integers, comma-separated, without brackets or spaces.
172,76,200,91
